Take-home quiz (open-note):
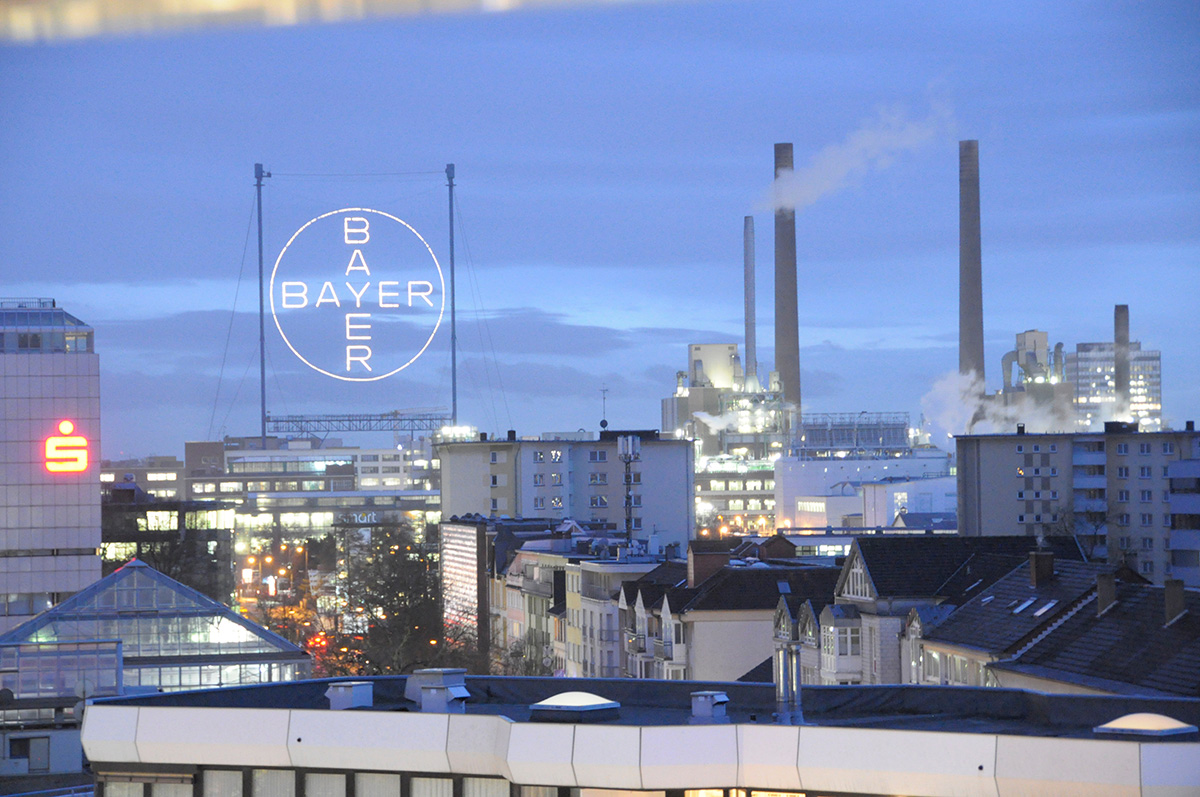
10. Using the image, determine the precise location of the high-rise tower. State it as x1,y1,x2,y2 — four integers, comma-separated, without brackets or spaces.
0,299,101,633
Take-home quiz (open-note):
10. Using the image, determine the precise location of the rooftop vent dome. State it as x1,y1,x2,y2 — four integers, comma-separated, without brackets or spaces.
1094,713,1199,738
530,691,619,723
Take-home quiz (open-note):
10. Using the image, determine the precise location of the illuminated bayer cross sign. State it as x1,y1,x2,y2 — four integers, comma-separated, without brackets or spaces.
270,208,445,381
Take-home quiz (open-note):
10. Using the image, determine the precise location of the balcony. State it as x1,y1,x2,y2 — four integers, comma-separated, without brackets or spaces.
1072,450,1106,466
1074,498,1108,514
1072,475,1106,490
653,637,674,660
596,629,619,643
581,584,615,602
522,579,553,598
625,633,645,654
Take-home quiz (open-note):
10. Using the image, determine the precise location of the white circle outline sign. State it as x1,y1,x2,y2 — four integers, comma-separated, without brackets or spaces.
269,207,446,382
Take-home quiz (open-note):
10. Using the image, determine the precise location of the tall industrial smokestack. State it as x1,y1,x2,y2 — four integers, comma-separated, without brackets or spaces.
774,143,801,415
959,140,985,386
743,216,759,392
1114,304,1130,420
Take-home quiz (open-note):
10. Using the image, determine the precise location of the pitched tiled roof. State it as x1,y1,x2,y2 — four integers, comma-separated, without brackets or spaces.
622,561,687,606
669,566,841,614
925,560,1116,654
855,535,1084,600
993,583,1200,698
892,512,957,530
738,656,774,682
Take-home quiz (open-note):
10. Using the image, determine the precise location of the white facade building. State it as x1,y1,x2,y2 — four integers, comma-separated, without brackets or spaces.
774,446,953,530
438,430,694,553
0,299,100,634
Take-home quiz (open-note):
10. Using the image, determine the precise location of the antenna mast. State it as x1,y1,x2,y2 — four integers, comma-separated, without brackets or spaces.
446,163,457,426
255,162,271,451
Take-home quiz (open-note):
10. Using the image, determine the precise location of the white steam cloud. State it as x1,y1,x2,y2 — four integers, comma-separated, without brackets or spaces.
770,100,954,211
921,370,1079,443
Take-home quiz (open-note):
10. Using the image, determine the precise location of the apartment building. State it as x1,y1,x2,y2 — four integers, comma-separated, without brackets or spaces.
774,535,1086,689
438,429,694,553
622,543,840,682
957,421,1200,584
905,552,1199,697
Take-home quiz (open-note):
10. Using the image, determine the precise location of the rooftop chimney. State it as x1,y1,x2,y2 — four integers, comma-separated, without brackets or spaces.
1030,550,1054,587
405,668,469,713
1114,304,1130,420
689,690,730,724
326,680,373,710
959,141,985,386
1165,579,1187,625
744,215,759,392
687,542,731,588
1097,572,1117,615
774,143,801,416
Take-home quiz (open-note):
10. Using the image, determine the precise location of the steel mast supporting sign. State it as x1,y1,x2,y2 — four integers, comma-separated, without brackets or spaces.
270,208,445,381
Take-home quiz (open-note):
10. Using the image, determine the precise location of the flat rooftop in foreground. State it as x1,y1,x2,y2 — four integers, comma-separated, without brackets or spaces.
82,675,1200,797
90,675,1200,740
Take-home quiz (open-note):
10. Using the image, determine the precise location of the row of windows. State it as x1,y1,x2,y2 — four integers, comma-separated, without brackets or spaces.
1017,513,1060,524
1116,513,1172,527
706,479,774,492
1016,490,1058,500
1015,467,1057,477
1116,441,1175,455
1115,465,1167,478
102,771,515,797
1115,489,1167,503
1015,444,1058,453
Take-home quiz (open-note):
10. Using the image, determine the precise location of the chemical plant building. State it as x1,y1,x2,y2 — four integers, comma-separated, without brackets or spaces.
956,421,1200,585
79,670,1200,796
0,299,101,634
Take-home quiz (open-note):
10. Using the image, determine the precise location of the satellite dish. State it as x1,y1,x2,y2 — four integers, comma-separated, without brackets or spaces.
542,657,553,667
600,419,608,429
74,678,96,699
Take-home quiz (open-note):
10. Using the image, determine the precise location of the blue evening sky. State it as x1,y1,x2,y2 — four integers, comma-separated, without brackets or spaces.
1,0,1197,457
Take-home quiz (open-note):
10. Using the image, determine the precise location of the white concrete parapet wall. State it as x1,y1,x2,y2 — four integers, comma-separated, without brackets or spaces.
82,705,1200,797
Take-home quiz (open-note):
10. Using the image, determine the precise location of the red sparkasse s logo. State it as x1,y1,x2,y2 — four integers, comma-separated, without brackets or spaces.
45,420,89,473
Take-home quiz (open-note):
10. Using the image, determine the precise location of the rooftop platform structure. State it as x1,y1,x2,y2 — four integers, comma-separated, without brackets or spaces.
81,673,1200,796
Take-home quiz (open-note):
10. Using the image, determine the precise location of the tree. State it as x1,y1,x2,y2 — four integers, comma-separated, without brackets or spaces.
494,632,555,677
1043,505,1118,561
306,522,486,676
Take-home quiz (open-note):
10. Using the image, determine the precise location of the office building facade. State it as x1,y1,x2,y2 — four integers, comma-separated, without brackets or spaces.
0,299,101,634
1065,341,1163,431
